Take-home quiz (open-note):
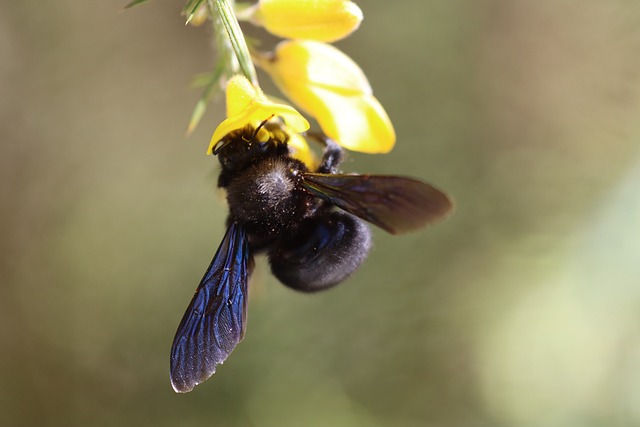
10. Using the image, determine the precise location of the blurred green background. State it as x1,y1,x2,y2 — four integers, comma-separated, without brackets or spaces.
2,1,640,426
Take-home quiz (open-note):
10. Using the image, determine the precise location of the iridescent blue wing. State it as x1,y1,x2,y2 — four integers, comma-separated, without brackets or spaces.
301,173,454,235
170,222,253,393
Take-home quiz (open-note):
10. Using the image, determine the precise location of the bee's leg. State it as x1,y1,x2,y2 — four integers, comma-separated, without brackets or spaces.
305,132,345,174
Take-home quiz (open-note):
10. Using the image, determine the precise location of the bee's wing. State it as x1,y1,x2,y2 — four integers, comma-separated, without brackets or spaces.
301,173,454,235
170,222,253,393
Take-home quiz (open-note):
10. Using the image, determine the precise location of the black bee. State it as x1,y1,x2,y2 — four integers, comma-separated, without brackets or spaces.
170,120,453,392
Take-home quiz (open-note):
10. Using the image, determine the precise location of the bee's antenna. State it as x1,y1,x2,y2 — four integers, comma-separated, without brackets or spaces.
212,138,232,155
252,114,275,142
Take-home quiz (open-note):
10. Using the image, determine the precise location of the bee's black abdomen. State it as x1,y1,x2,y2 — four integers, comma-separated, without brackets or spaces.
268,211,372,292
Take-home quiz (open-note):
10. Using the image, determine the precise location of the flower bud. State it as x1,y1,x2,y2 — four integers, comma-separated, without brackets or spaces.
251,0,363,43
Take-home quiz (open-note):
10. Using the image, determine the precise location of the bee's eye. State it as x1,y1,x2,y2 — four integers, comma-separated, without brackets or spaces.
220,155,235,169
256,141,271,153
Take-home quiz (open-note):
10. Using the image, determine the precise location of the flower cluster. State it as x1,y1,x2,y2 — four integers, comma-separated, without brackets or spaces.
207,0,396,160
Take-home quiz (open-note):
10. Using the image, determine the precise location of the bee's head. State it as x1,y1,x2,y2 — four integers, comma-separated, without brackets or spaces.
214,117,289,173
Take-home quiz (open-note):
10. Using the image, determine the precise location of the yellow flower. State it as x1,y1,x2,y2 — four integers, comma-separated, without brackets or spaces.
249,0,362,43
208,75,310,155
256,40,395,154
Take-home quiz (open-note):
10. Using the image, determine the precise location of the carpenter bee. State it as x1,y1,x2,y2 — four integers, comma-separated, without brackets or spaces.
170,119,453,393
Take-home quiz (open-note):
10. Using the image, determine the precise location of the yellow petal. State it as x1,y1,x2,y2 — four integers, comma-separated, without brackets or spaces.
225,75,262,118
260,101,310,133
258,41,395,153
252,0,362,43
287,82,395,153
262,40,371,95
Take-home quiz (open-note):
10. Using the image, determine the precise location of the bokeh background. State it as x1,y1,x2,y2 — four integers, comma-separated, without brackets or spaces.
2,1,640,426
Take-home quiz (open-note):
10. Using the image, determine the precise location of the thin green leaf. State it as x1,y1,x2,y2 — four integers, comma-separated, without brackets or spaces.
214,0,257,84
182,0,199,14
187,99,209,136
123,0,152,9
190,73,216,89
184,0,206,25
186,65,224,135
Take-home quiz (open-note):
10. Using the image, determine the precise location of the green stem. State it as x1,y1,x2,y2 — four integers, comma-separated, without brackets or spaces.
209,0,258,85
